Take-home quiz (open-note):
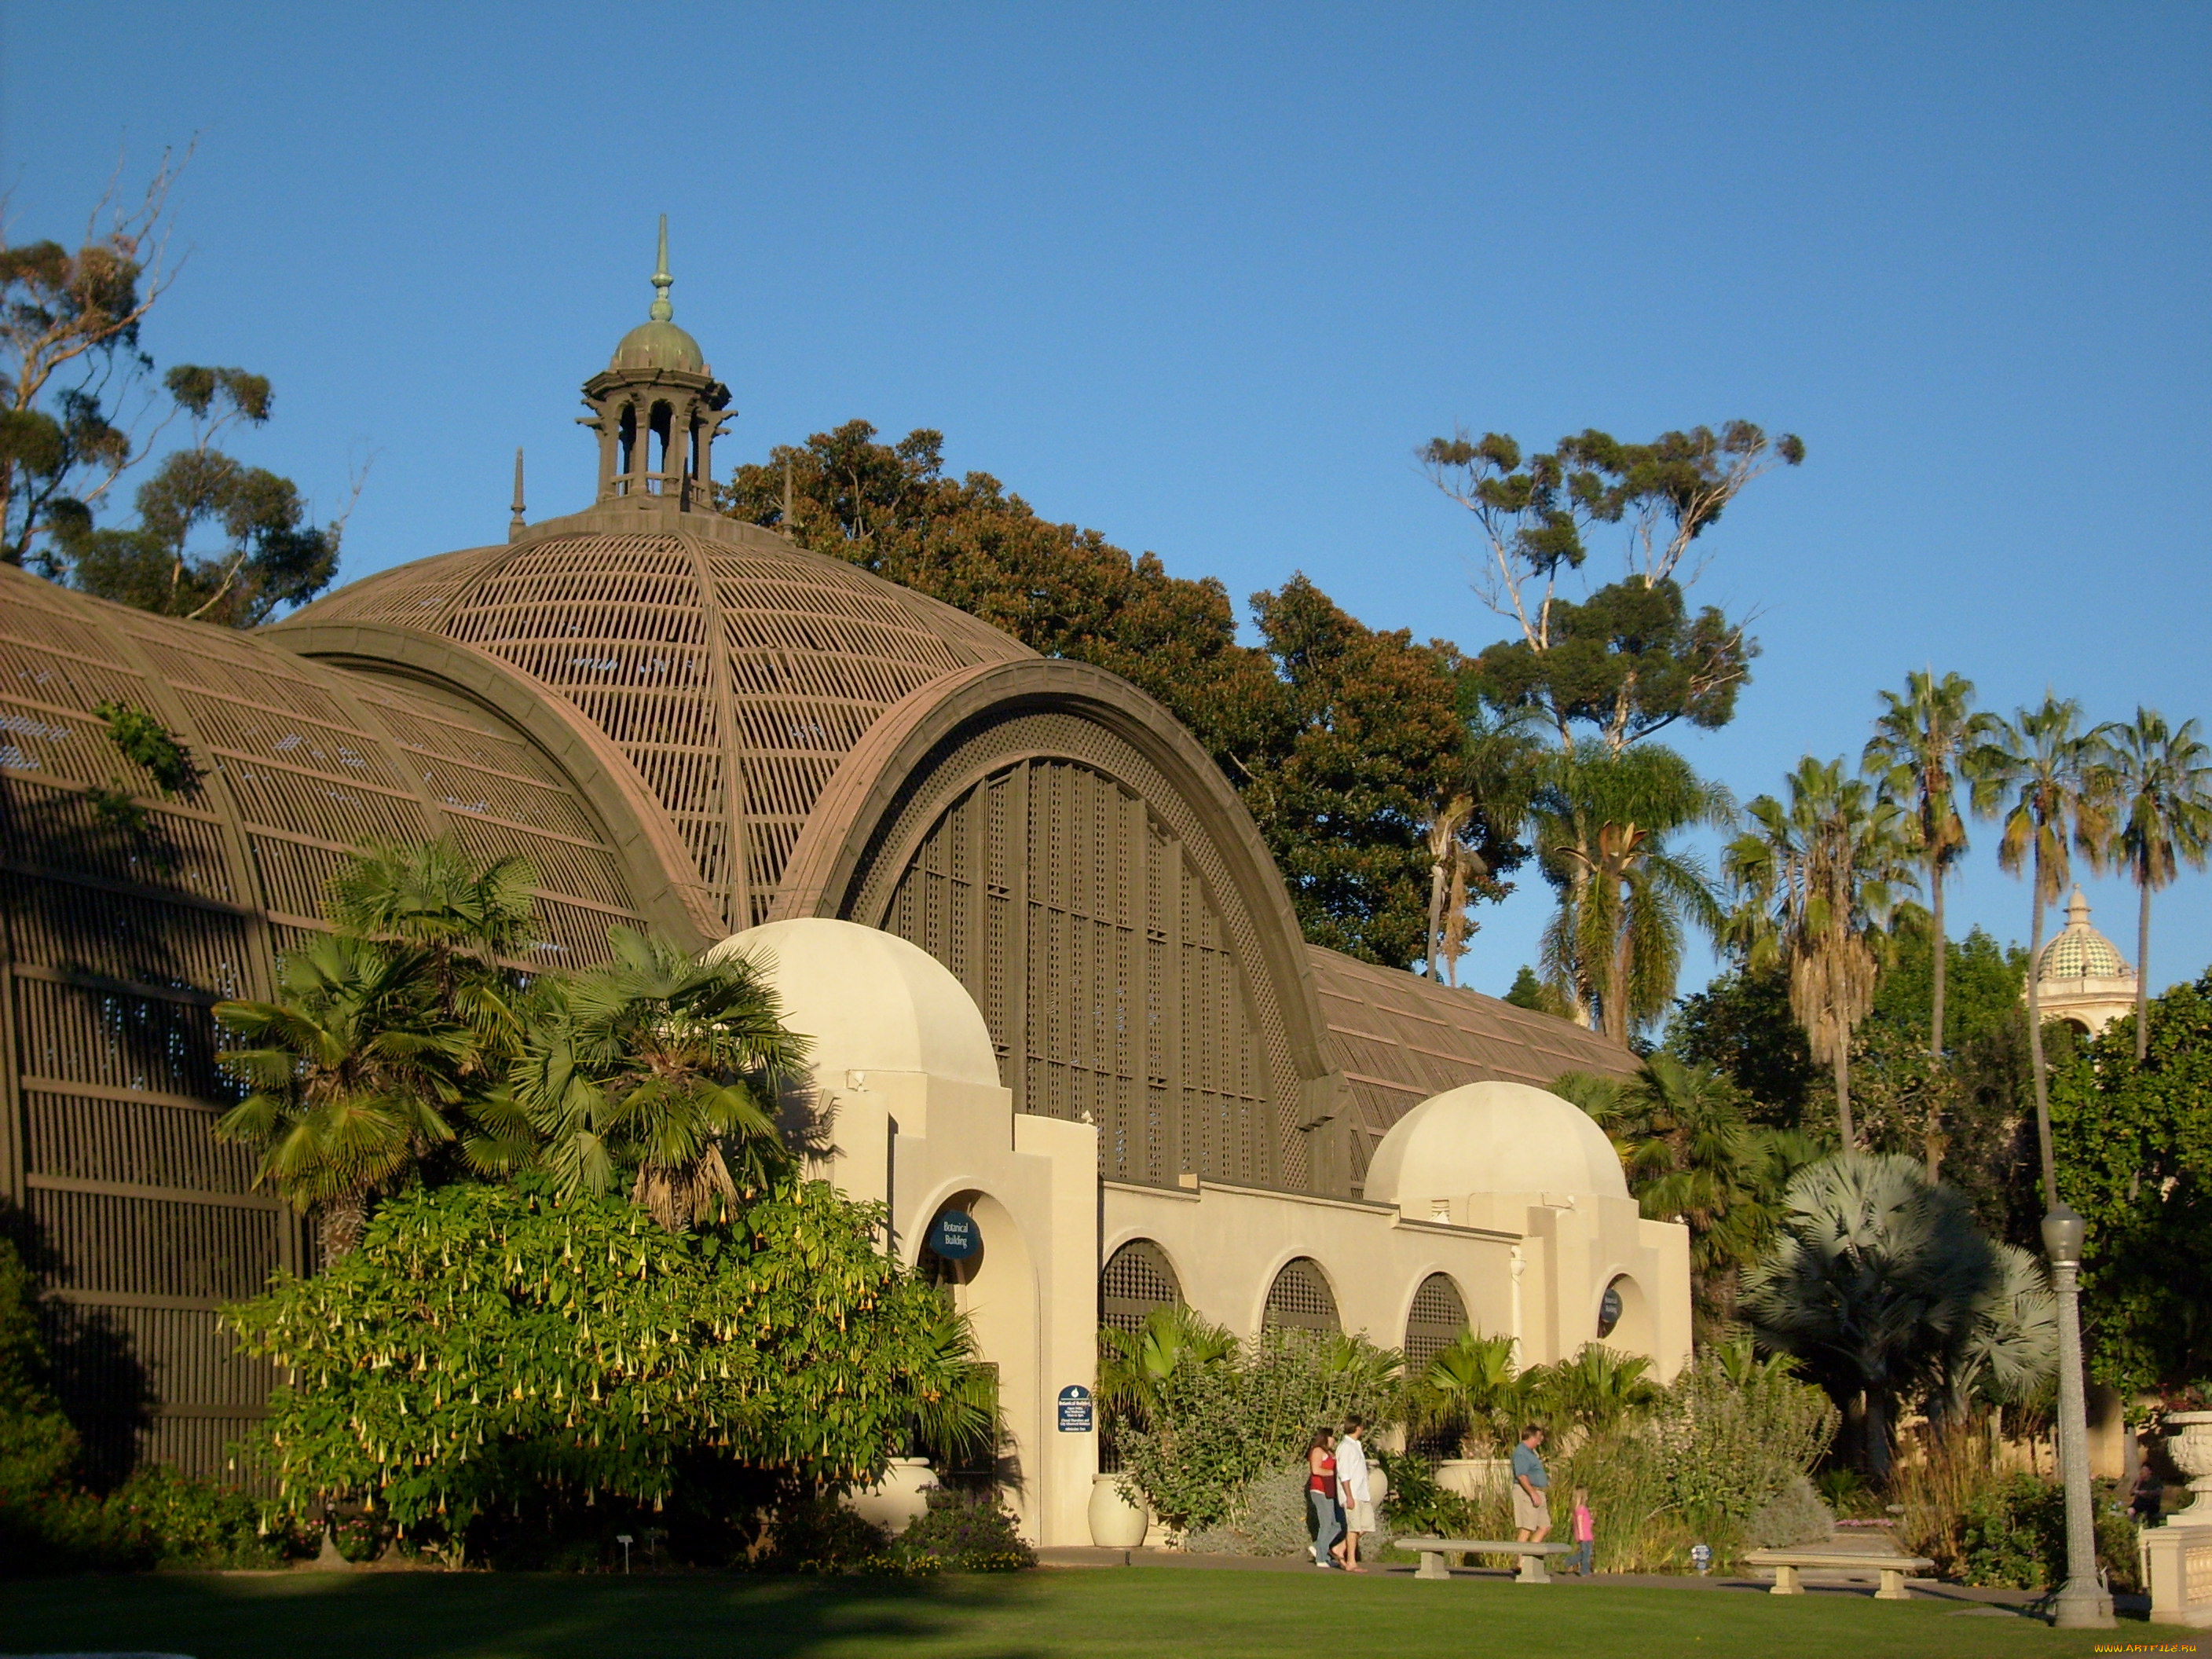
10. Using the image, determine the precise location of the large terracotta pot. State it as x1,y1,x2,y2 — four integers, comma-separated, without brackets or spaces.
1090,1474,1148,1548
848,1458,937,1535
2165,1411,2212,1526
1435,1458,1510,1500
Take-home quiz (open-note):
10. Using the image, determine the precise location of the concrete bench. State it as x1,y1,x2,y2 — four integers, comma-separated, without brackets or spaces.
1741,1546,1936,1601
1397,1536,1576,1584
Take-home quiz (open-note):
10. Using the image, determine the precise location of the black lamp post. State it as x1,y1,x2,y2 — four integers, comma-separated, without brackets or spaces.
2040,1203,2114,1628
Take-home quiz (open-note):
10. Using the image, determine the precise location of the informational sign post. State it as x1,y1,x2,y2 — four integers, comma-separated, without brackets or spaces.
927,1207,980,1260
1057,1384,1094,1433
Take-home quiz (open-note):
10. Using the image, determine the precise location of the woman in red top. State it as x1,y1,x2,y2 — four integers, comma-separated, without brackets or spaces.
1307,1427,1344,1568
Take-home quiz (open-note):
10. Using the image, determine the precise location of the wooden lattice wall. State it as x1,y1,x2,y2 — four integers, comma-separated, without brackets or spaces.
0,570,646,1478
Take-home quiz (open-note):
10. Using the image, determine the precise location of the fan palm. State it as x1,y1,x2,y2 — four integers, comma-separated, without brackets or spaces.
2104,709,2212,1061
1864,672,1991,1073
908,1302,1002,1469
1525,1342,1659,1446
1967,697,2115,1203
1097,1305,1237,1433
214,932,471,1264
511,928,808,1231
1408,1328,1524,1456
1533,745,1731,1042
1725,756,1916,1148
1741,1152,2016,1478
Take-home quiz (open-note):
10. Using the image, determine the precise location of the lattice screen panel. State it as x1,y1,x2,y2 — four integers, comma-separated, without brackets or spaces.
0,566,652,1479
1404,1272,1470,1372
1262,1257,1341,1333
878,750,1284,1190
1100,1238,1182,1333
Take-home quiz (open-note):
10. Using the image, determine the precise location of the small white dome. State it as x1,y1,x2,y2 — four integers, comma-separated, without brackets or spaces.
705,918,1001,1090
1363,1080,1628,1210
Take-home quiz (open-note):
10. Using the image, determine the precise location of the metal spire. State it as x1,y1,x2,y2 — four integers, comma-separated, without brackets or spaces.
782,454,797,540
508,448,527,541
649,214,673,322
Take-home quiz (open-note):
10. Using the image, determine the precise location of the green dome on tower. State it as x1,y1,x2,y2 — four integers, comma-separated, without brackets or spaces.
610,215,707,374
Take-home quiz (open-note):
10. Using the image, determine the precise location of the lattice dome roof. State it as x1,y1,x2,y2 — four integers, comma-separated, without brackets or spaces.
275,504,1034,928
2038,888,2132,982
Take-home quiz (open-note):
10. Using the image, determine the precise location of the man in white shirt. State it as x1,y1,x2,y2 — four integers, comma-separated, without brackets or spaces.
1335,1418,1373,1573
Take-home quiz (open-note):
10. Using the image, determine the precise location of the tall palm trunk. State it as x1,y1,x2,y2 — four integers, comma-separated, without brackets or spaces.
1833,1042,1855,1152
1425,855,1448,983
2024,863,2056,1207
2136,862,2153,1062
1925,853,1947,1181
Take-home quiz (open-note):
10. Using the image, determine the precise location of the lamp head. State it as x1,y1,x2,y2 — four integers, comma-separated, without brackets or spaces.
2041,1203,2087,1267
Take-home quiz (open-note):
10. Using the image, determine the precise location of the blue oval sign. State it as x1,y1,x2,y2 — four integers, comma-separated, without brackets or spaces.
928,1208,980,1260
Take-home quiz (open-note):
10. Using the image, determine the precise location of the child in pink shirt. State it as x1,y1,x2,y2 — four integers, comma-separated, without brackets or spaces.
1570,1488,1595,1576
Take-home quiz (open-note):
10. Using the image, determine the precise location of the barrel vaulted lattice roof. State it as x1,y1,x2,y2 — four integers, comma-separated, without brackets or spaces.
276,506,1032,932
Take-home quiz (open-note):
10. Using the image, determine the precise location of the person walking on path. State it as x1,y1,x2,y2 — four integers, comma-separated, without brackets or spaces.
1307,1428,1344,1568
1511,1424,1551,1543
1335,1418,1374,1573
1569,1485,1594,1575
2130,1459,2163,1525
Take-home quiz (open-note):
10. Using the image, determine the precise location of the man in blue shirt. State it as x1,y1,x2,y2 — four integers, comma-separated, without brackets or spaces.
1511,1423,1551,1543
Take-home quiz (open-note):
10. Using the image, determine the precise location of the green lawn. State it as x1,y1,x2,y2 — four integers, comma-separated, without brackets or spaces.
0,1567,2153,1659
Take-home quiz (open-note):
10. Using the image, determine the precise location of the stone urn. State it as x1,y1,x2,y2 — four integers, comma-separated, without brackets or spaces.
2164,1411,2212,1525
1090,1473,1148,1548
848,1457,937,1535
1436,1458,1510,1500
1369,1464,1390,1510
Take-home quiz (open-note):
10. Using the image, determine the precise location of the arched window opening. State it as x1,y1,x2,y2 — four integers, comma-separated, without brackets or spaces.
1404,1273,1468,1375
1263,1257,1339,1334
617,403,638,483
1101,1239,1181,1332
649,401,674,484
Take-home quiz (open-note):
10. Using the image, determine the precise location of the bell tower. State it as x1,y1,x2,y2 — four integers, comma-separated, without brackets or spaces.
578,216,732,513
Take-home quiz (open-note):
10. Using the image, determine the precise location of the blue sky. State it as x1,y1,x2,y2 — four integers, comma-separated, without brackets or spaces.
6,3,2207,1005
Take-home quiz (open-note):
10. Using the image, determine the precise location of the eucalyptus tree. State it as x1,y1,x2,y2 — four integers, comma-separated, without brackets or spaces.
2104,709,2212,1061
1724,756,1916,1148
1533,745,1731,1040
511,928,806,1231
1864,672,1991,1066
1968,698,2115,1203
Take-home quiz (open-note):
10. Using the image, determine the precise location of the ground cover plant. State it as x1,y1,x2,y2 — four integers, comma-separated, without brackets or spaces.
0,1565,2125,1659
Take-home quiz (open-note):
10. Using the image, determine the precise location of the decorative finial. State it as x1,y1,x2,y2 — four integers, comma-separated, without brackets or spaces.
649,214,673,322
2066,887,2091,926
508,449,527,541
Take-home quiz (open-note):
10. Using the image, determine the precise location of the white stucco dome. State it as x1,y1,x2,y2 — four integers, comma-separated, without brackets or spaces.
1362,1079,1628,1210
706,917,1001,1090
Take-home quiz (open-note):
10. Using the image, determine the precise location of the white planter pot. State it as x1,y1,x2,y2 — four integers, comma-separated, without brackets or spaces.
2165,1411,2212,1526
1436,1458,1510,1499
1090,1474,1148,1548
1369,1466,1390,1510
848,1457,937,1535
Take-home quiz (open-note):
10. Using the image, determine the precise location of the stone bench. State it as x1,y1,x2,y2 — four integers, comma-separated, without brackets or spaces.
1396,1536,1576,1584
1741,1546,1936,1601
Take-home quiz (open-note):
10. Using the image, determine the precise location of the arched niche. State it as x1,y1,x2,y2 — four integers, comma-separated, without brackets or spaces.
1404,1272,1469,1373
1263,1257,1341,1334
1101,1238,1182,1332
1597,1273,1653,1355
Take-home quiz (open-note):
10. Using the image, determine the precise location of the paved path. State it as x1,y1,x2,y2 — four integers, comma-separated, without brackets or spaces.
1033,1544,2135,1616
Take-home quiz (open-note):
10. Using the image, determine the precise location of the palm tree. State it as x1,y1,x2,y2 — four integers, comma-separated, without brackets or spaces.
1097,1305,1238,1434
1725,757,1916,1148
1967,697,2115,1204
1424,705,1542,985
2104,709,2212,1061
1533,745,1732,1042
1562,1055,1822,1327
1741,1152,2022,1478
1864,672,1990,1070
327,837,537,1059
512,928,808,1231
214,933,471,1264
1408,1328,1525,1456
1523,1343,1659,1447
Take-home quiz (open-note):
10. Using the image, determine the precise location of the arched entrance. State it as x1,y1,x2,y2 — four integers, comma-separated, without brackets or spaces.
923,1191,1040,1515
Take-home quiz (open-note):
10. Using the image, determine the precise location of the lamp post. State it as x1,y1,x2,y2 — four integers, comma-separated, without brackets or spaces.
2040,1203,2114,1628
